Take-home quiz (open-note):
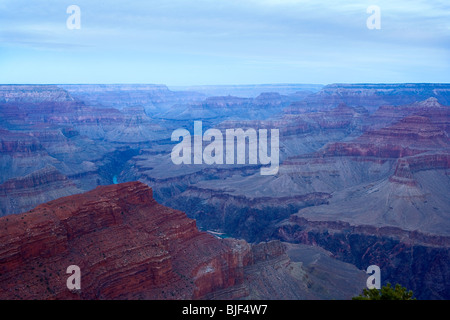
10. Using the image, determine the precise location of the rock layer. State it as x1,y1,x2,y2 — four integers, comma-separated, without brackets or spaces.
276,216,450,300
0,182,241,299
0,181,364,300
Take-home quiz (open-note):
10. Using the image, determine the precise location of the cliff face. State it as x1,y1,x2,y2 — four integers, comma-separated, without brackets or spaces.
2,181,350,300
276,216,450,300
0,166,82,217
322,100,450,159
0,85,170,215
164,186,331,243
0,182,242,299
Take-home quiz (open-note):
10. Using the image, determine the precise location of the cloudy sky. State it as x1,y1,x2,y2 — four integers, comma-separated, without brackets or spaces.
0,0,449,85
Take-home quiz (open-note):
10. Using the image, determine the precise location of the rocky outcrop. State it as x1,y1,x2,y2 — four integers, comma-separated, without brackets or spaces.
0,182,236,299
0,129,45,154
406,153,450,172
368,97,450,129
0,166,82,217
389,154,450,186
0,85,165,143
0,129,62,185
389,159,416,186
321,103,449,159
0,84,173,214
362,115,448,148
1,181,351,300
275,216,450,300
200,240,367,300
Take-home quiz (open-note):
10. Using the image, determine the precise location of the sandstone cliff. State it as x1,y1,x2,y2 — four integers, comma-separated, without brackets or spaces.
0,182,243,299
0,182,352,300
0,182,367,300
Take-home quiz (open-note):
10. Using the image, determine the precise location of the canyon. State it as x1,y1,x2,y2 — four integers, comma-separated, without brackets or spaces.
0,181,365,300
0,83,449,299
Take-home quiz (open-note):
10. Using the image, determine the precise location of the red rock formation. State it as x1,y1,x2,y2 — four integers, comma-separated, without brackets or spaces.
0,182,302,300
0,129,45,154
321,106,449,159
388,154,450,186
364,115,448,148
406,153,450,172
389,159,417,186
0,84,164,143
321,141,421,158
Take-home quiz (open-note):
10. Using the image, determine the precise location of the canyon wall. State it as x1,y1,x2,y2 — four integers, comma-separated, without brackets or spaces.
0,182,364,300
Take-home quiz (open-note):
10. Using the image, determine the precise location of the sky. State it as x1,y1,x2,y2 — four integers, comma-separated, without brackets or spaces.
0,0,449,85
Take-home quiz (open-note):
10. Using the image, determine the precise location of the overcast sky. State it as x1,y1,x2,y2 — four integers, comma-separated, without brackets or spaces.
0,0,449,85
